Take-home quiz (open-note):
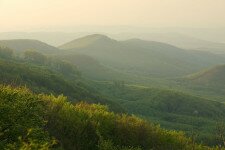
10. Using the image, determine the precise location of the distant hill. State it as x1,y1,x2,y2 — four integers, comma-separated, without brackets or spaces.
0,39,59,54
1,32,225,54
186,65,225,86
59,34,117,49
59,34,225,78
111,32,225,54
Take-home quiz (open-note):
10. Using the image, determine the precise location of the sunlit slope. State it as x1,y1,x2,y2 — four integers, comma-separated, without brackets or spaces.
59,34,225,77
186,65,225,85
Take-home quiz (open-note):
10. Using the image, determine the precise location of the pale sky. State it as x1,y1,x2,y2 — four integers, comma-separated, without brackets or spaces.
1,0,225,32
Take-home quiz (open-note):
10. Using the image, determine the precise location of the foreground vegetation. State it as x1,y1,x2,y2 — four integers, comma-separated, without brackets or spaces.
1,85,223,150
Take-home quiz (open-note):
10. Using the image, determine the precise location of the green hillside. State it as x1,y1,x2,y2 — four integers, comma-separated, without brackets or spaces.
0,57,123,112
59,34,225,78
0,85,219,150
0,39,59,54
91,81,225,145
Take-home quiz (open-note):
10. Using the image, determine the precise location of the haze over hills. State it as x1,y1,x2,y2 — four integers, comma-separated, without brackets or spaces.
0,39,59,54
2,31,225,54
111,32,225,54
59,34,225,78
2,0,225,148
0,32,89,46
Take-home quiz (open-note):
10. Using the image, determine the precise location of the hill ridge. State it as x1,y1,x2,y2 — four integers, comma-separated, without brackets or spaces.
0,39,59,54
59,34,117,49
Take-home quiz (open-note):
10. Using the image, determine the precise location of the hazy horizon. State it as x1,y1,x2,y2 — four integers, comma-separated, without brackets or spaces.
1,0,225,32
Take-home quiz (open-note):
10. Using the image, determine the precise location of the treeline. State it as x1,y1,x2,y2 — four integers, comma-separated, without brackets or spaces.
1,85,222,150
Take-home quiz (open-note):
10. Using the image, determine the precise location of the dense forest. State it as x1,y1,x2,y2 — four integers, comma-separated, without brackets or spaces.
1,85,223,150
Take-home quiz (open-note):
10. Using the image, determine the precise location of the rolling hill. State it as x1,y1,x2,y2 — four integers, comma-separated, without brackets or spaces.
0,39,59,54
59,34,225,78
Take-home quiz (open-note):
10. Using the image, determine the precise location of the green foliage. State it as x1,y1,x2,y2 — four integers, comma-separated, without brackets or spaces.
0,85,219,150
92,81,225,146
0,86,53,149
